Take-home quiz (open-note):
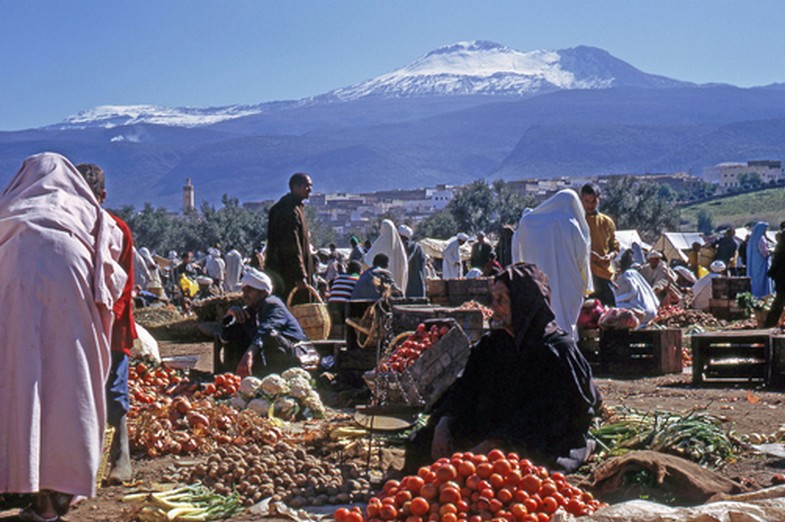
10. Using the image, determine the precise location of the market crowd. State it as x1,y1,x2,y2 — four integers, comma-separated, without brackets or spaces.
3,151,785,520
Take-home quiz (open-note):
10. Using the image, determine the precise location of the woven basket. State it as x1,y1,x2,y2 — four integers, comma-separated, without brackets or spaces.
287,285,331,340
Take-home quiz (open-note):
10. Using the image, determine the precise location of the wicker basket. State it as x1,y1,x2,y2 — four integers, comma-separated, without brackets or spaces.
287,285,331,340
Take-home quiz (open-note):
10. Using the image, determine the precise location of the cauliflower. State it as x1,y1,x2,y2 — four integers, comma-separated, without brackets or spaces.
273,396,300,421
237,376,263,399
281,367,311,382
228,395,250,410
287,375,312,400
302,390,325,418
247,397,272,417
260,374,289,398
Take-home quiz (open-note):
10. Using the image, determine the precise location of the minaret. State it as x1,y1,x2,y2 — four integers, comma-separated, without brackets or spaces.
183,178,195,213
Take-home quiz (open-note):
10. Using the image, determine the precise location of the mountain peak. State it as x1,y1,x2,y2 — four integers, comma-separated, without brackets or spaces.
325,41,688,101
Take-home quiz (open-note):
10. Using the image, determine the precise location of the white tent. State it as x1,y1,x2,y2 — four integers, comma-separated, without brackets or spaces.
616,230,650,251
418,237,472,260
650,232,705,263
735,227,777,245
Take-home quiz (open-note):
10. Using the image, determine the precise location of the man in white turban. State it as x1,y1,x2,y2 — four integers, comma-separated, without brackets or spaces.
0,152,126,519
442,233,469,279
511,190,593,338
691,260,727,311
220,268,309,377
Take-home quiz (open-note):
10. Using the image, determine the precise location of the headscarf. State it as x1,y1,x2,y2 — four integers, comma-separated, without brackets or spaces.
364,219,408,290
398,225,413,239
747,221,772,297
495,263,560,351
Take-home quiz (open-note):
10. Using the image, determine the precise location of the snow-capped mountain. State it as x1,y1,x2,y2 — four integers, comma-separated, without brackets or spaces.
52,104,265,130
51,41,689,129
323,41,690,100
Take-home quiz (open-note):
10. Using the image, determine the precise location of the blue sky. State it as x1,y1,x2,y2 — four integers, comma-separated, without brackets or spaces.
2,0,784,131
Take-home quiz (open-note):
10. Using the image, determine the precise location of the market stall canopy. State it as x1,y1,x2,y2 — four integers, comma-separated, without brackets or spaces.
419,237,472,260
650,232,705,263
616,229,650,251
735,227,778,245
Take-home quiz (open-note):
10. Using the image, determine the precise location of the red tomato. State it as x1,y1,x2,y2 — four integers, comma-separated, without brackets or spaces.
379,503,398,520
436,463,458,483
477,462,493,479
496,488,513,505
487,449,506,462
521,474,542,495
334,507,351,522
440,487,461,504
410,496,430,516
541,496,558,514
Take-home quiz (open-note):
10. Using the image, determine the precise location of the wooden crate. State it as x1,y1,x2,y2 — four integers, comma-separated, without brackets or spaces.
426,278,448,298
691,329,771,385
769,335,785,388
392,304,486,341
364,319,471,411
445,278,493,306
599,328,683,375
711,277,751,300
708,298,748,321
577,328,601,368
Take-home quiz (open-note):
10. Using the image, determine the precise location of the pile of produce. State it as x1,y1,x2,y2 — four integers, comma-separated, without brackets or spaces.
228,369,326,421
134,306,187,328
591,407,738,468
376,323,449,374
129,396,284,457
739,424,785,445
129,362,241,415
122,483,243,521
336,450,605,521
456,300,493,321
178,441,372,508
192,293,242,322
650,305,724,329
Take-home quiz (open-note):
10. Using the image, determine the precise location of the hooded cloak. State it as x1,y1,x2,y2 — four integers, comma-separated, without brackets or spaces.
0,152,126,497
510,190,593,338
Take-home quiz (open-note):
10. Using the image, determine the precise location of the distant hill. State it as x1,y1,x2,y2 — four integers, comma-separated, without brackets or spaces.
680,187,785,230
1,41,785,209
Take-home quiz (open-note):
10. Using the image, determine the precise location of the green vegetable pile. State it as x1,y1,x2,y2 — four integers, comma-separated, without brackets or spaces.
590,407,738,469
123,483,243,521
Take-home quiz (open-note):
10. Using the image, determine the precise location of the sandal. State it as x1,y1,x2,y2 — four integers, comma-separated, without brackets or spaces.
16,506,60,522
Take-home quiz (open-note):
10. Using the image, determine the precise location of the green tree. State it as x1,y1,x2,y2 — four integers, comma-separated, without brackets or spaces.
697,209,714,235
418,209,460,239
601,176,679,243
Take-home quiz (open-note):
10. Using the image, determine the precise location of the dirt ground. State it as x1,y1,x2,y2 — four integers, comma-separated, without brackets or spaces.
3,338,784,521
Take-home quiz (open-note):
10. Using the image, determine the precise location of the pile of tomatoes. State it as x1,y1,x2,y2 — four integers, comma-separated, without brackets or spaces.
129,361,183,414
377,323,450,374
335,450,605,521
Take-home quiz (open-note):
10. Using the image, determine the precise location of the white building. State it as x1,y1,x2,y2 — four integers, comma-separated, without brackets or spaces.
703,160,784,190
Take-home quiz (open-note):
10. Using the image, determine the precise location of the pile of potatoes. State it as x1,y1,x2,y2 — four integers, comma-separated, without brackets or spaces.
179,440,373,508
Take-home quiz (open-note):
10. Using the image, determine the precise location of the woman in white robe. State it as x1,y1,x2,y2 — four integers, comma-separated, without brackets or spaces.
442,233,468,280
511,190,593,339
614,250,660,326
364,219,408,292
0,153,126,516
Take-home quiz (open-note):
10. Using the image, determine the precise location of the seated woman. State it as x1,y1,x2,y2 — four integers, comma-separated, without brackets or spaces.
613,250,659,327
405,263,602,473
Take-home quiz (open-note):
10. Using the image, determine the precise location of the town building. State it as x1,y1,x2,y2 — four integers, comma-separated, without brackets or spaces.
703,160,785,191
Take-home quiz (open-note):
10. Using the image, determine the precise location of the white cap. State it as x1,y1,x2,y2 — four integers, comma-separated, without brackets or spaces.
457,233,469,241
240,268,273,293
710,260,726,273
398,225,413,238
646,250,663,260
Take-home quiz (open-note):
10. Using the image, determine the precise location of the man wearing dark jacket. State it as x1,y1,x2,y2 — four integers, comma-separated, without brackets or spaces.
265,173,314,300
221,268,309,377
406,263,601,473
